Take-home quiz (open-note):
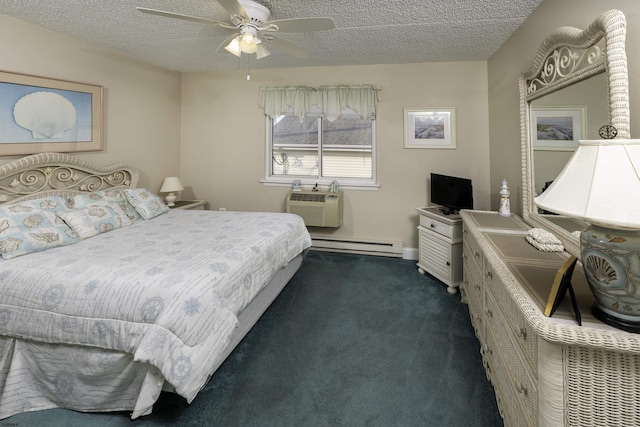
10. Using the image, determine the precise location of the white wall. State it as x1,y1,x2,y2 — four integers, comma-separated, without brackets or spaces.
0,15,182,191
180,62,491,252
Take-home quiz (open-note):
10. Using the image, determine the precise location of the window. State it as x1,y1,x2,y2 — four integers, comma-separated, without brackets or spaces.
259,85,380,189
269,107,375,185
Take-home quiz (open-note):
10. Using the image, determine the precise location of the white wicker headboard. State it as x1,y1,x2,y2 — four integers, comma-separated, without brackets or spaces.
0,153,140,205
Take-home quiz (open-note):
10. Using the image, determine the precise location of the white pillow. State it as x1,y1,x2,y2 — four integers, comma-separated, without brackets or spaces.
59,202,133,239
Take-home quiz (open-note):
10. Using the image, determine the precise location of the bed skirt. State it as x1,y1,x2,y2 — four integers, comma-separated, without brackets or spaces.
0,253,304,420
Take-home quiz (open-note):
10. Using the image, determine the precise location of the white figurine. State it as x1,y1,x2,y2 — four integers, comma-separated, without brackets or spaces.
499,179,511,217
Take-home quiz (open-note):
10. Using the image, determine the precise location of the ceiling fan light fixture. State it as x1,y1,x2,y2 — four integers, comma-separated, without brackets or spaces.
139,0,334,61
224,36,242,57
256,43,270,59
239,32,257,54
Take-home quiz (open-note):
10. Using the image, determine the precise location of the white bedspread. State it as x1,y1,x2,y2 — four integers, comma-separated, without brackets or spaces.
0,210,311,410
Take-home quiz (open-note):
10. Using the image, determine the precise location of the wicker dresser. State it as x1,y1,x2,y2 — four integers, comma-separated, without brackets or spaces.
460,210,640,427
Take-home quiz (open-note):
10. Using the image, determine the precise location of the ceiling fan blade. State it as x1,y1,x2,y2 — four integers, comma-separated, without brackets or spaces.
216,0,247,18
217,33,240,53
136,7,227,26
267,36,309,59
265,17,335,33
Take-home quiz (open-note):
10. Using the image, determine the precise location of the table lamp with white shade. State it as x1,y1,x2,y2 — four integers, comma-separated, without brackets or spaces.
534,138,640,332
159,177,184,207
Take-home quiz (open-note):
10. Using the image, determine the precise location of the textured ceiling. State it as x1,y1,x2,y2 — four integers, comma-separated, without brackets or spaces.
0,0,543,73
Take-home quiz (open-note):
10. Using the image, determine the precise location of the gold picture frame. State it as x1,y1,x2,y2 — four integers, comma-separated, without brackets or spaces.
545,256,581,325
0,70,103,156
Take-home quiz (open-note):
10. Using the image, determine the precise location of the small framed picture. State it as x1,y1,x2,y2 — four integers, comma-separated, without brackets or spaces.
530,106,586,151
545,256,581,325
404,108,456,149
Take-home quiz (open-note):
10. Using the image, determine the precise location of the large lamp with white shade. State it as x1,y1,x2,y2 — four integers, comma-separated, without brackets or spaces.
535,138,640,332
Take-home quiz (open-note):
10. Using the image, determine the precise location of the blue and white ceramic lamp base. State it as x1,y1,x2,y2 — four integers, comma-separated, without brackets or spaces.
581,225,640,332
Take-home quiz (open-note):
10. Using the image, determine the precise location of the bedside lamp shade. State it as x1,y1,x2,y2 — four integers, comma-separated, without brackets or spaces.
159,177,184,207
534,139,640,332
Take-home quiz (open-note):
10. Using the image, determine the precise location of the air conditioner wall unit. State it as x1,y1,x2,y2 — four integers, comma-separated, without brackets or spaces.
286,191,343,227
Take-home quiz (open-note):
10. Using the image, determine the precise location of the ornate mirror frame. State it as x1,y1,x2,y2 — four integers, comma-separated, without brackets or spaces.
519,9,629,257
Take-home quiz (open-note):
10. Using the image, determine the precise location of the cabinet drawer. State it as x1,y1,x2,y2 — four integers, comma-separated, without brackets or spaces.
485,292,537,423
482,261,499,296
463,239,481,274
485,261,537,370
485,328,535,427
462,285,484,343
462,227,483,267
420,215,459,240
462,258,483,308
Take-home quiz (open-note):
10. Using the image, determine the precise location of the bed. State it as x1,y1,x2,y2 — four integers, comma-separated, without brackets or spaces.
0,153,312,420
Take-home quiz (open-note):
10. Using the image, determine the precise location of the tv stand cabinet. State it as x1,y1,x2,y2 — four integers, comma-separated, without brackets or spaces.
416,207,463,294
461,210,640,426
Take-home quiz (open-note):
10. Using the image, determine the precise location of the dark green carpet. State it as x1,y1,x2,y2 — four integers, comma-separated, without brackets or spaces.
6,252,503,426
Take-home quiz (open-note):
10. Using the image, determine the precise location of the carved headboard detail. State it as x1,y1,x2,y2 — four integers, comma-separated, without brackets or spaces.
0,153,140,205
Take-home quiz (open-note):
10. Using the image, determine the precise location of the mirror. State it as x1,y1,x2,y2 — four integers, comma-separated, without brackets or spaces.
519,9,630,257
531,74,607,194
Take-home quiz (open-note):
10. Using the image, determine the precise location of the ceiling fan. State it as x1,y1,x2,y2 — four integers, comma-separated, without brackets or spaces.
137,0,335,60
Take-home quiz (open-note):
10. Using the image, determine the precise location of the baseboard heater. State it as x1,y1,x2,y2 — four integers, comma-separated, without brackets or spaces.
310,236,403,258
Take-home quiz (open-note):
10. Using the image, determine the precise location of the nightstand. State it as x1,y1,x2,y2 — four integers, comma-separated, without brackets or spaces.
416,206,463,294
169,200,207,210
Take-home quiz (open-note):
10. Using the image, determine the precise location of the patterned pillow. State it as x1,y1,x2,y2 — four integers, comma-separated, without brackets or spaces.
59,201,134,239
72,189,142,221
123,188,169,220
12,196,73,213
0,199,80,259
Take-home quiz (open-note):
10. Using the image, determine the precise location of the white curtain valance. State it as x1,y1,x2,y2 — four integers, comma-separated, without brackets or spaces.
258,85,381,122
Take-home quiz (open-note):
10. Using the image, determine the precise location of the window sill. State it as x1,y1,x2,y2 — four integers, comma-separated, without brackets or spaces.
260,179,379,191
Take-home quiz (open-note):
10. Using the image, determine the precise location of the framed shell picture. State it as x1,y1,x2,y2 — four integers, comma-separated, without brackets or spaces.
0,70,103,155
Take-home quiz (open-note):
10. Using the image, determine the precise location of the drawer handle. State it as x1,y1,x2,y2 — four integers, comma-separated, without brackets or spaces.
474,283,481,290
516,381,528,395
516,327,528,340
481,344,489,356
446,261,451,266
484,307,493,317
474,251,480,259
484,344,493,357
486,271,492,279
430,223,436,228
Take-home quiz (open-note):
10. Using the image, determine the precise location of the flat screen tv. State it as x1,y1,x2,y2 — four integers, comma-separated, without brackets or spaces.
430,173,473,215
